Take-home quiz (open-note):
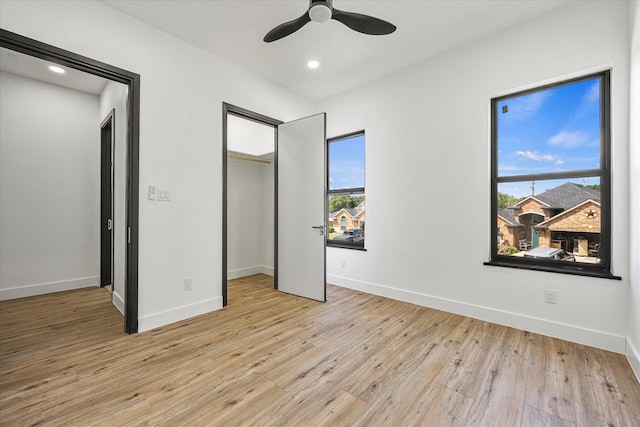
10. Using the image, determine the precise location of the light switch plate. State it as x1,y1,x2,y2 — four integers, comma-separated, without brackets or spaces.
148,185,157,200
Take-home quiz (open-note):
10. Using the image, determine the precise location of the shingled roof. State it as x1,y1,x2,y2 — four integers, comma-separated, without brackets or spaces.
329,201,365,220
343,203,365,218
514,182,600,210
498,208,522,226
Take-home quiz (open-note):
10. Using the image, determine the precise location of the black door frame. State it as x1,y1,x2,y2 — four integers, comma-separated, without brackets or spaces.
100,110,115,288
222,103,282,306
0,29,140,334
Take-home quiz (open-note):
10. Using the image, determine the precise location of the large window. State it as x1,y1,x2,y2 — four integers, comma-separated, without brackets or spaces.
327,131,365,249
489,70,618,278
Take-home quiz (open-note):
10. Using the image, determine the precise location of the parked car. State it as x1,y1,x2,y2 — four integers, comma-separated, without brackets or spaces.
333,228,363,242
524,246,575,261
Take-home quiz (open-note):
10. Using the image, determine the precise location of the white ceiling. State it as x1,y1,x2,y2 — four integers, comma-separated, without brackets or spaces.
100,0,571,101
0,47,108,95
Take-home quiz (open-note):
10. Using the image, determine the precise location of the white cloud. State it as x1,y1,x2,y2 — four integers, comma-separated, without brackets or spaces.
584,81,600,106
503,91,550,122
548,130,589,148
563,80,600,128
567,155,599,162
515,150,556,162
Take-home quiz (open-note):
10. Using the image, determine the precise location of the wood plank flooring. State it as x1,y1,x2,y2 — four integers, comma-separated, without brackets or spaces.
1,274,639,426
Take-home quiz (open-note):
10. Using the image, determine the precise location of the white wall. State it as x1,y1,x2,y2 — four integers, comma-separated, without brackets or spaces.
227,157,274,278
628,0,640,380
0,0,315,330
99,80,128,313
0,71,100,298
319,1,632,355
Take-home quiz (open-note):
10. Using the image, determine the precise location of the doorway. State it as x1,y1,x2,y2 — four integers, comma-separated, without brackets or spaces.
222,104,282,305
100,110,115,288
0,29,140,334
226,115,276,282
222,103,327,305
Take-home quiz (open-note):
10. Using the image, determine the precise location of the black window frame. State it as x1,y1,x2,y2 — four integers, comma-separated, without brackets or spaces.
327,130,366,250
486,70,620,280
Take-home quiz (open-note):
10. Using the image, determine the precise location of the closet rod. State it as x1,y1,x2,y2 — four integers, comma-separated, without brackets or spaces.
227,154,271,164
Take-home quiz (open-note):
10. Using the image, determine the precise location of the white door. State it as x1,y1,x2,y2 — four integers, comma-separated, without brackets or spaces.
277,113,326,302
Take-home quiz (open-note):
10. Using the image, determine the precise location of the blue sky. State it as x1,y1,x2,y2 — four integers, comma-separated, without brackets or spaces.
497,77,601,197
329,134,365,190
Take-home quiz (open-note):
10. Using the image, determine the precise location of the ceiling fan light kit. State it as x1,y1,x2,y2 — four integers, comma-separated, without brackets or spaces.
309,3,332,23
264,0,396,43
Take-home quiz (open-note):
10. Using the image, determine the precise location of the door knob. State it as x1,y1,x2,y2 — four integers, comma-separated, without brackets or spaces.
311,225,325,236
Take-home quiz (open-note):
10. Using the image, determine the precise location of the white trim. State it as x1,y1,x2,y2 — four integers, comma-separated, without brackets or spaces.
626,338,640,384
0,276,99,300
112,290,125,315
328,274,626,354
260,266,275,277
138,297,223,332
228,265,274,280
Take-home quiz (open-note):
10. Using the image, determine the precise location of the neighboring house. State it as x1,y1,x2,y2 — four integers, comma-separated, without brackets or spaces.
498,183,600,255
329,201,365,232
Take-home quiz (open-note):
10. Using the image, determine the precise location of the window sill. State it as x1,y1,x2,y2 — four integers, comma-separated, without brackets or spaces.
484,259,621,280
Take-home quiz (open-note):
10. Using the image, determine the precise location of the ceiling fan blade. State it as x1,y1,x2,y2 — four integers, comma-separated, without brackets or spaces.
331,8,396,35
264,13,311,42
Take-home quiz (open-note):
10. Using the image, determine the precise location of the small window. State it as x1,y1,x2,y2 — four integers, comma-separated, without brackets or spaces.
488,70,618,279
327,132,365,249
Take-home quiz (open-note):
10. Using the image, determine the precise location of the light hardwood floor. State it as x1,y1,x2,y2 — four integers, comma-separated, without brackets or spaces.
1,274,639,426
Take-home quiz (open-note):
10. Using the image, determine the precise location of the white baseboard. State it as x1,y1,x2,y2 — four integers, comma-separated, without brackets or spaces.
627,338,640,383
0,276,99,300
328,274,626,354
138,296,223,332
112,290,125,315
228,265,274,280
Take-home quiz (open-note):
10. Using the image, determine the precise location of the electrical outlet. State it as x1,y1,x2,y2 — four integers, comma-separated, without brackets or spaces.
184,278,193,291
545,289,557,304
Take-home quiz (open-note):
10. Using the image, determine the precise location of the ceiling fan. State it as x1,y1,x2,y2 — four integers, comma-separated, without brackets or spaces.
264,0,396,43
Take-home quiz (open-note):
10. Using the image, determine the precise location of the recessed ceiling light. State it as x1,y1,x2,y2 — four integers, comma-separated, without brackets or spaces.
307,60,320,69
48,65,65,74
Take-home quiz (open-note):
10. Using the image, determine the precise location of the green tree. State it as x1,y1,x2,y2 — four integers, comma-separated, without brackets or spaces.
585,184,600,192
497,192,524,209
329,195,365,213
352,195,365,206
